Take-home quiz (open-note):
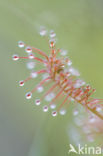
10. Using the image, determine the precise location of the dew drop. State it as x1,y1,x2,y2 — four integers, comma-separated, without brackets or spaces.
69,67,80,76
19,80,24,86
43,105,48,112
40,27,47,36
61,49,67,56
45,95,52,102
30,71,38,78
18,41,25,48
73,109,79,116
49,39,55,48
25,47,32,53
12,54,19,61
96,106,102,112
74,79,85,88
59,109,66,115
28,53,35,59
67,60,72,66
37,86,44,93
52,111,57,117
35,99,41,105
50,104,56,109
26,92,32,99
27,62,35,69
50,30,56,38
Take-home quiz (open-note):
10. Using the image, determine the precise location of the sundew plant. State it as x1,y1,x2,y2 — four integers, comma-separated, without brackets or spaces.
12,27,103,150
12,27,103,118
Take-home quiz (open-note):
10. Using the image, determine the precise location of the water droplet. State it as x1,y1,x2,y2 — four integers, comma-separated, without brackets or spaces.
28,53,35,59
73,109,79,116
45,93,54,102
45,95,52,102
43,105,48,112
59,109,66,115
37,86,44,93
96,106,102,112
69,67,80,76
35,99,41,105
52,111,57,117
67,60,72,66
12,54,19,61
18,41,25,48
25,47,32,53
50,30,56,38
61,49,67,56
49,39,55,48
19,80,24,86
40,27,47,36
30,71,38,78
26,92,32,99
27,62,35,69
74,79,85,88
50,104,56,109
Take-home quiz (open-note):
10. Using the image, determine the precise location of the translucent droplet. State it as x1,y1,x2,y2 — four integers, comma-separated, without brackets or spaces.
45,94,54,102
61,49,67,56
74,79,85,88
19,80,24,86
30,71,38,78
50,30,56,38
49,39,55,48
28,53,35,59
40,27,47,36
27,62,35,69
59,109,66,115
49,92,55,99
43,105,48,112
69,67,80,76
67,60,72,66
37,86,44,93
52,111,57,117
35,99,41,105
25,47,32,53
18,41,25,48
45,95,51,102
96,106,102,112
12,54,19,61
50,104,56,109
26,92,32,99
73,109,79,116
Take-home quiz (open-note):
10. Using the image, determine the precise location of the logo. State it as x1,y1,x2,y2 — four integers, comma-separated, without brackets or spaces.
68,144,102,155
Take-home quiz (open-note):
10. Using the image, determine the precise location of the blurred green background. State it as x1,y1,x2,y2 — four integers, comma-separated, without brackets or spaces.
0,0,103,156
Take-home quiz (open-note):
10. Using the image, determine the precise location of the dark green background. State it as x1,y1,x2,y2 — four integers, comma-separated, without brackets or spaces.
0,0,103,156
